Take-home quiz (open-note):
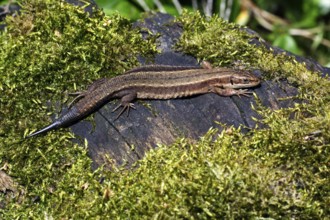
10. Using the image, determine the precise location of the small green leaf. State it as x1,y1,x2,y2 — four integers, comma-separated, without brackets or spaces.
273,34,303,55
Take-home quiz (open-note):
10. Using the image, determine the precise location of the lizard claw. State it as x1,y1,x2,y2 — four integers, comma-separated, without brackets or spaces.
112,102,136,119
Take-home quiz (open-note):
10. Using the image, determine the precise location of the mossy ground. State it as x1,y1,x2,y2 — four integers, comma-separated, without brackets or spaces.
0,0,329,219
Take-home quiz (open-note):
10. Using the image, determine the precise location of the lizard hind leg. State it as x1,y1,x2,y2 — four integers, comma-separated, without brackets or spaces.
112,102,136,119
68,78,108,108
112,92,137,119
68,92,86,109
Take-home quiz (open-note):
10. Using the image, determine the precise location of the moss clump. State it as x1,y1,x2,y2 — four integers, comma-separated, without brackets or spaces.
0,0,156,217
175,11,323,86
173,10,330,219
0,1,329,219
101,121,329,219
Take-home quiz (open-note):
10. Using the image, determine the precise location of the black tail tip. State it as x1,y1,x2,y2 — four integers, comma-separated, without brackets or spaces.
26,121,61,138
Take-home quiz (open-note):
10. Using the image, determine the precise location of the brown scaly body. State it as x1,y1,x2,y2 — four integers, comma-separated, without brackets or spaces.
27,64,260,137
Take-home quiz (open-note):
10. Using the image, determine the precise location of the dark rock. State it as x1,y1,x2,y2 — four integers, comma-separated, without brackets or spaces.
0,3,20,30
69,13,317,169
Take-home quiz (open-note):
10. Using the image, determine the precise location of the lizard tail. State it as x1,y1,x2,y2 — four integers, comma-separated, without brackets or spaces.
26,121,61,138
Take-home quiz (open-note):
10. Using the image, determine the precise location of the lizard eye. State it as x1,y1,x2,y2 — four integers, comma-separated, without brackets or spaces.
243,79,250,84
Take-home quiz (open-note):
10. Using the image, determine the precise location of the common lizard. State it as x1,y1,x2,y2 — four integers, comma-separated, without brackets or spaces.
27,64,261,137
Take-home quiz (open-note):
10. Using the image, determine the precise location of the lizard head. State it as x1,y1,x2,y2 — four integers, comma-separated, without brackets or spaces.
224,72,261,89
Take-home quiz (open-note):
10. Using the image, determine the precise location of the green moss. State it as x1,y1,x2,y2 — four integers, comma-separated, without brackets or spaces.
175,11,323,86
0,0,156,217
174,11,330,218
0,1,329,219
175,11,256,66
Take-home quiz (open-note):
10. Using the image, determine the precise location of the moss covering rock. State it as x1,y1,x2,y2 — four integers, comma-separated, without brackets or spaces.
0,0,329,218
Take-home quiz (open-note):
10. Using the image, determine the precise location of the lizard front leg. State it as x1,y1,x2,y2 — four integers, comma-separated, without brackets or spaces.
211,86,252,97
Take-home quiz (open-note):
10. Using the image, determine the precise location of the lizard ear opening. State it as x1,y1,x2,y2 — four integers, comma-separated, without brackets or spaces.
230,78,234,85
